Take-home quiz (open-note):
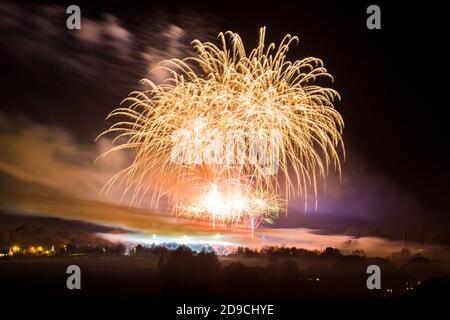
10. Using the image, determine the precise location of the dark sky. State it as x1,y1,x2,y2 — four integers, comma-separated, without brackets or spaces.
0,0,448,238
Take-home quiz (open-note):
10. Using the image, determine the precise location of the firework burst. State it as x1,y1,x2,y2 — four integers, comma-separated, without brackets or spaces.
98,27,344,229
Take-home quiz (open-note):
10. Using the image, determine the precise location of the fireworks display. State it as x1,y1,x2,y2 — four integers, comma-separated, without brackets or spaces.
98,27,344,229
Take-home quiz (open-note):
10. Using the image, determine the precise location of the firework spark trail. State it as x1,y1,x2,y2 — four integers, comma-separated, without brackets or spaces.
98,27,344,228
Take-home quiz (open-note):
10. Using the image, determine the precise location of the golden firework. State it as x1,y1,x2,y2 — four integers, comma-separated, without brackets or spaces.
98,27,344,228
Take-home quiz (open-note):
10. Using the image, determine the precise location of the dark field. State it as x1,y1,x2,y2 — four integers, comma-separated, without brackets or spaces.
1,254,448,318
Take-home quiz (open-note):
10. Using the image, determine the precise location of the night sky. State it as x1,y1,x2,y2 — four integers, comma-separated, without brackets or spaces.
0,0,448,240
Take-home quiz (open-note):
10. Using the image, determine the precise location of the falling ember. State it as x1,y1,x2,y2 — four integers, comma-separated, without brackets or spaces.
98,27,344,230
251,217,255,238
